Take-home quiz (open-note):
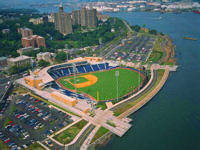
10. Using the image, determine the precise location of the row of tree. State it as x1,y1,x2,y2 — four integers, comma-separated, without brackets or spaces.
132,24,164,35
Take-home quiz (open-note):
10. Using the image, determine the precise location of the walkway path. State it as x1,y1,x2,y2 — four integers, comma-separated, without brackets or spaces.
37,141,50,150
118,69,169,119
80,125,100,150
108,66,154,110
122,20,133,33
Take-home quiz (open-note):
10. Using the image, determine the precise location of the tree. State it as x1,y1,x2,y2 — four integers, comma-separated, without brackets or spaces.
38,59,50,67
23,50,40,58
10,51,20,57
149,29,158,35
8,64,31,75
55,51,67,62
133,25,141,32
160,32,164,36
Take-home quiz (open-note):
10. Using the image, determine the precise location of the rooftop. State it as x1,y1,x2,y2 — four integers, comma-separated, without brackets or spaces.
51,91,76,102
0,57,7,61
8,55,31,62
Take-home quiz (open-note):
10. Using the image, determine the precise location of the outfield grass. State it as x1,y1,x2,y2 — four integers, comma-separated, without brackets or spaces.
54,120,88,144
113,70,165,116
57,68,143,101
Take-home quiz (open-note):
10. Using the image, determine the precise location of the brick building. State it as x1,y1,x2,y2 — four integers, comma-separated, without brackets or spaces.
21,35,46,48
18,28,33,37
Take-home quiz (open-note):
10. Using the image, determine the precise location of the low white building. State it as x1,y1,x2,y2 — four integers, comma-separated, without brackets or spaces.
37,52,55,62
7,55,32,67
17,47,39,55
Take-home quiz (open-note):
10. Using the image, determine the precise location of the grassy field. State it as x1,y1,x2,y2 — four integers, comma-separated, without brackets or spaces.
25,142,45,150
90,127,109,144
114,70,165,116
148,36,164,63
54,120,88,144
57,68,143,101
0,140,10,150
148,50,164,62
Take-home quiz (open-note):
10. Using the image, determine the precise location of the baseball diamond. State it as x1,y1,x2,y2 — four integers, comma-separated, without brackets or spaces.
56,68,145,101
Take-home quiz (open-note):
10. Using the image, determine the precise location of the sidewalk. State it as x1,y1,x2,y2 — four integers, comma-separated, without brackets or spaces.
118,69,169,119
80,125,100,150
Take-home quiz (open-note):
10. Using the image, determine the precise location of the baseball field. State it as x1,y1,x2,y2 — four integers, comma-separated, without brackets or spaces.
56,68,144,101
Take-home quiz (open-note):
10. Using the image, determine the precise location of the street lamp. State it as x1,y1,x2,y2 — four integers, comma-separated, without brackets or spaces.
115,71,119,101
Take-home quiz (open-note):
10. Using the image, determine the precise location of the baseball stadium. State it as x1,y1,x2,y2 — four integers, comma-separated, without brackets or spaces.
22,57,146,113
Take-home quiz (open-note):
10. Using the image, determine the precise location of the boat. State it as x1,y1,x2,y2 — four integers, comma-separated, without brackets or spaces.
193,10,200,14
183,37,198,41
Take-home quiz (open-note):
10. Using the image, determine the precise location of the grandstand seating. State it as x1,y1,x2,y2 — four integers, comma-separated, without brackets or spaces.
47,62,112,80
98,64,106,70
77,66,86,73
91,64,100,71
63,68,69,76
68,67,74,74
105,63,109,69
84,65,93,72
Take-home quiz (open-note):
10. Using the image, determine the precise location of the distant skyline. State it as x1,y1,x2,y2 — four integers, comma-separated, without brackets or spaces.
0,0,199,12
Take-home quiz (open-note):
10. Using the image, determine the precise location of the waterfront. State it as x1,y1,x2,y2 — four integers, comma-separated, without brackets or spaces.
1,0,200,149
99,12,200,150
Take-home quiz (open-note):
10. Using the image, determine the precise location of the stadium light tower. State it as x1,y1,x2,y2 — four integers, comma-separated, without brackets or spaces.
138,63,141,91
73,64,77,100
115,71,119,101
136,47,140,92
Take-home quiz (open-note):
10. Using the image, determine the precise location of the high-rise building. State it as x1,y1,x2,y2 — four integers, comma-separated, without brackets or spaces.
81,8,98,28
87,9,98,28
36,36,46,48
72,10,81,25
81,8,88,27
54,4,73,35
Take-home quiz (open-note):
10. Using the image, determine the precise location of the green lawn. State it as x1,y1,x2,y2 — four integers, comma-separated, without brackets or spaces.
148,50,164,62
90,127,109,144
0,140,10,150
25,142,45,150
54,120,88,144
57,68,143,101
4,117,11,127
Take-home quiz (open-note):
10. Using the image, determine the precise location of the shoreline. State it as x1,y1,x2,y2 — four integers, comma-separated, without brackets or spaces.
89,68,170,150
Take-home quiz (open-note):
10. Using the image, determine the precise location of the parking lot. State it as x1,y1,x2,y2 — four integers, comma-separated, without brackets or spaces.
107,34,156,62
0,94,77,150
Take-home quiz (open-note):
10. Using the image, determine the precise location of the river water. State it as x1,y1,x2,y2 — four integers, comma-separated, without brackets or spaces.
1,0,200,148
98,12,200,150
